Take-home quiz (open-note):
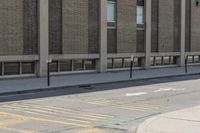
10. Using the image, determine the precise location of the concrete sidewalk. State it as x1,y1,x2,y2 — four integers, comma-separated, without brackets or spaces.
136,106,200,133
0,65,200,95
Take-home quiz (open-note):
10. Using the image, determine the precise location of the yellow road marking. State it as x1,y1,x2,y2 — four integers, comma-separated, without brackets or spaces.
0,112,91,128
87,101,160,111
48,106,114,118
1,106,92,124
3,105,101,121
0,127,39,133
7,104,111,120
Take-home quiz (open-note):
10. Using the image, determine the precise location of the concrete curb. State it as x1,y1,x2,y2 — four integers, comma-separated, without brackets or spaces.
136,117,159,133
0,72,199,97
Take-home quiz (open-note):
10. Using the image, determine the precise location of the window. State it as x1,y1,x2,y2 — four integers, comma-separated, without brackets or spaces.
124,58,131,68
84,60,96,70
107,59,113,69
114,58,123,68
49,61,58,72
151,57,155,66
73,60,84,71
60,60,72,72
194,56,199,63
4,62,20,75
107,2,116,22
163,57,170,65
137,6,144,25
155,57,162,66
22,62,35,74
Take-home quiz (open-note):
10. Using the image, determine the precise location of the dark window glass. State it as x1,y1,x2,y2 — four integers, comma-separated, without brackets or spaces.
85,60,96,70
60,60,72,72
170,56,177,65
155,57,162,66
4,62,20,75
124,58,131,68
22,62,35,74
73,60,84,71
114,58,123,68
0,63,2,76
107,59,113,69
49,61,58,72
134,58,140,67
163,57,170,65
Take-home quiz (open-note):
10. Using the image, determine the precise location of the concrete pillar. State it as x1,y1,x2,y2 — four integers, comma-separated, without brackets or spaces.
38,0,49,77
145,0,151,69
99,0,107,72
180,0,186,66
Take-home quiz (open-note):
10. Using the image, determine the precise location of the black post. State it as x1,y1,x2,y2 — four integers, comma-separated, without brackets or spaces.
130,58,134,78
47,62,50,86
185,56,188,73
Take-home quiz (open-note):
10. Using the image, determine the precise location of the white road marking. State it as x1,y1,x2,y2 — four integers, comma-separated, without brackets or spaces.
154,87,185,93
126,92,147,97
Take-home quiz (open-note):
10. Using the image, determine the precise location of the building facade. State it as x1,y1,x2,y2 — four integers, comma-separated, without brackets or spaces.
0,0,199,78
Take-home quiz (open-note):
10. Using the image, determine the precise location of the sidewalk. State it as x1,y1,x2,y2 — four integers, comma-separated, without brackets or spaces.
0,65,200,95
136,106,200,133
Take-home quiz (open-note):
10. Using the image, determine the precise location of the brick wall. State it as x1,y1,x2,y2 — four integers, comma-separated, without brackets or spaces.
62,0,88,54
191,0,200,52
117,0,137,53
0,0,23,55
158,0,175,52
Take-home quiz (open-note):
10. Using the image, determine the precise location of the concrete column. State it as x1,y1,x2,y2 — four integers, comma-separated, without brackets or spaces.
38,0,49,77
145,0,151,69
99,0,107,72
180,0,186,66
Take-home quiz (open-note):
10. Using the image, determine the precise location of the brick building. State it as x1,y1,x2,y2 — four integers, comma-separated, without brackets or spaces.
0,0,199,78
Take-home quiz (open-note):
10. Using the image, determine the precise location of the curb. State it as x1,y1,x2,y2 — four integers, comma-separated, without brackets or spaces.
0,72,199,97
136,117,159,133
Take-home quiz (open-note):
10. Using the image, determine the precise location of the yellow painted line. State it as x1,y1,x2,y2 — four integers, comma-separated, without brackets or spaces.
48,106,114,118
10,104,102,121
3,106,100,121
0,112,91,128
2,106,92,124
87,102,145,111
0,127,40,133
13,104,109,120
87,100,160,110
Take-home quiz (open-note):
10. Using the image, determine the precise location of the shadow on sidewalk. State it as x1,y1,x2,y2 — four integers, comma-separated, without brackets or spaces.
0,74,199,103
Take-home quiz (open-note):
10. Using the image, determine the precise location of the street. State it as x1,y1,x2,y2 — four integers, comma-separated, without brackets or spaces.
0,75,200,133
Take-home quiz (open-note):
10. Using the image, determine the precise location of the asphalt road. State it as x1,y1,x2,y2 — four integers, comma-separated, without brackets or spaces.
0,75,200,133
